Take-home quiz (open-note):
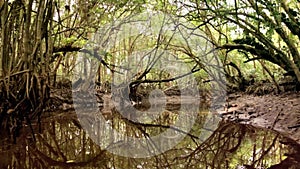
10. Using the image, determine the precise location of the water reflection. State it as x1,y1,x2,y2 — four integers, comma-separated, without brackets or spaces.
76,104,209,158
0,108,300,169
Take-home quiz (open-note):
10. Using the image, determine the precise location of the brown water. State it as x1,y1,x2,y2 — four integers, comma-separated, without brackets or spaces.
1,107,300,169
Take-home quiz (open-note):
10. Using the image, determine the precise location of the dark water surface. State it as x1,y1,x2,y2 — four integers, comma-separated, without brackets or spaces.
1,107,300,169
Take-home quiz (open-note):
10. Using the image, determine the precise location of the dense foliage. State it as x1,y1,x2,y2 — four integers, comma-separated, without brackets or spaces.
1,0,300,140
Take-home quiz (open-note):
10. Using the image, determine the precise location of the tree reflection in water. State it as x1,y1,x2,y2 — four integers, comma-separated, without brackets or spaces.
0,108,300,169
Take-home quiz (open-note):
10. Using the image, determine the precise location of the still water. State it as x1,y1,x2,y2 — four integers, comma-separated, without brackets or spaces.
1,105,300,169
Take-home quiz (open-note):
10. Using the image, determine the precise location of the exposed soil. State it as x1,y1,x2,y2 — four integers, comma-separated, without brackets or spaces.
221,91,300,144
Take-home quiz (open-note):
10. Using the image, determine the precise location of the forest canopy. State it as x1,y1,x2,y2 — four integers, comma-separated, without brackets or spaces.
1,0,300,140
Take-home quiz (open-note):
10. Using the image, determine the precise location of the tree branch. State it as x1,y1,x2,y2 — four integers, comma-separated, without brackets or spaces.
53,45,81,53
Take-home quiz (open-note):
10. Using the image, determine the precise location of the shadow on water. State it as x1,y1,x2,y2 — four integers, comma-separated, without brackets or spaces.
0,106,300,169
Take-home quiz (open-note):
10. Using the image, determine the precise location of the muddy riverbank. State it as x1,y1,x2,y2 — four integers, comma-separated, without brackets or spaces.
221,91,300,144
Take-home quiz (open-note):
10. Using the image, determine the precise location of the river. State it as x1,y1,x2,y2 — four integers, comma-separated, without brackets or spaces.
0,105,300,169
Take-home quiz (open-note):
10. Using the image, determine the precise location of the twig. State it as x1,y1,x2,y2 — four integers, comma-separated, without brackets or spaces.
271,111,281,129
288,124,300,129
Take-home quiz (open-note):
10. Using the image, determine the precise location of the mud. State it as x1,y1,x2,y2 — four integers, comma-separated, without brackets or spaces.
221,91,300,144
